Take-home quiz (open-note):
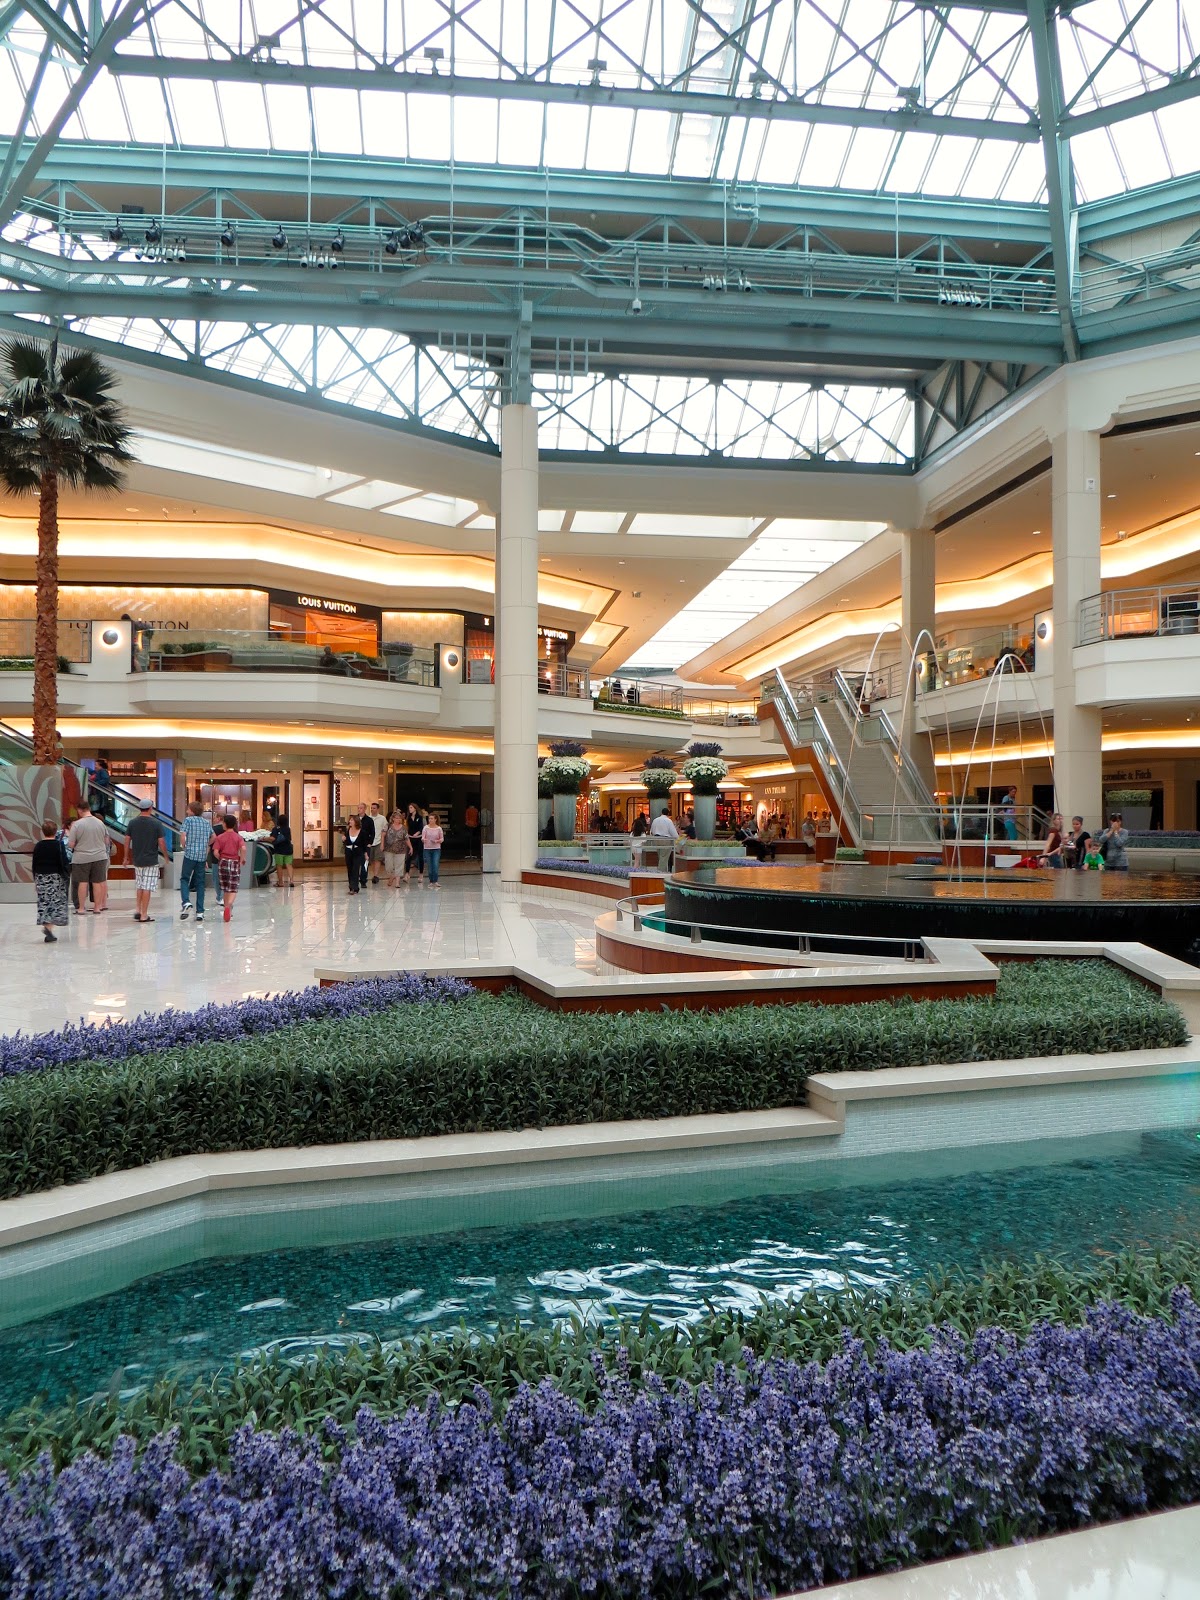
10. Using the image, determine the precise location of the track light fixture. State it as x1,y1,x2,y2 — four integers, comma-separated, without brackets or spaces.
272,225,287,250
384,229,400,255
219,223,235,248
144,219,161,244
330,227,344,254
108,220,125,243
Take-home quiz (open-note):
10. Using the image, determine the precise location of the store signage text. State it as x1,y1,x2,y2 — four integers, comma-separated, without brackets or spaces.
297,595,359,615
1104,768,1154,782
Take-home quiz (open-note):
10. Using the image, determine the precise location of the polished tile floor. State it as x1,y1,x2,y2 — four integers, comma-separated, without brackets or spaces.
0,867,601,1033
809,1505,1200,1599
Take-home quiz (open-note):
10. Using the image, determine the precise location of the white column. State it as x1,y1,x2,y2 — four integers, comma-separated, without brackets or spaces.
899,527,937,792
497,402,540,886
1051,427,1103,825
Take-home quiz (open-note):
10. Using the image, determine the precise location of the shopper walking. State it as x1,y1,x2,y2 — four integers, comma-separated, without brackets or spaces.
270,812,295,887
406,803,425,878
32,819,70,942
369,801,387,883
383,810,411,887
342,811,370,895
65,798,110,915
422,810,445,887
178,800,213,921
126,797,170,922
209,815,226,904
211,814,246,921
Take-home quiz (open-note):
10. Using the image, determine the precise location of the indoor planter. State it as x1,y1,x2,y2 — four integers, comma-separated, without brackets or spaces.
681,742,728,840
537,765,554,834
640,755,676,820
541,740,590,843
1105,787,1153,831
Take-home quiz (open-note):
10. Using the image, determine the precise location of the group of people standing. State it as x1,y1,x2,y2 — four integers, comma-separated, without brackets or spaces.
1038,812,1129,871
339,802,444,894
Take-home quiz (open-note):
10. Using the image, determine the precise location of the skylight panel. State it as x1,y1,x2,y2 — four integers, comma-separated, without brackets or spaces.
167,79,224,147
496,100,545,168
620,517,878,673
215,82,272,151
311,88,364,155
406,92,452,161
261,83,312,152
453,98,500,165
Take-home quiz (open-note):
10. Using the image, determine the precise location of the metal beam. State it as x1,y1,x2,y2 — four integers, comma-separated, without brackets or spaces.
104,52,1039,145
1064,69,1200,138
13,0,85,60
10,143,1054,245
1026,0,1080,362
0,0,153,231
1078,170,1200,244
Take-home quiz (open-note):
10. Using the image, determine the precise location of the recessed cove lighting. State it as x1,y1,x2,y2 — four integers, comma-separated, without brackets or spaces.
1106,493,1117,499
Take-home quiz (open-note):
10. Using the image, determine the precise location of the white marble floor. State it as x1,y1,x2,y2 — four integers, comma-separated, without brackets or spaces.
0,867,602,1034
808,1506,1200,1599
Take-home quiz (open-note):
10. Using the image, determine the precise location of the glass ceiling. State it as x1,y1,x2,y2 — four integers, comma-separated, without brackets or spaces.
620,518,879,673
0,1,1197,207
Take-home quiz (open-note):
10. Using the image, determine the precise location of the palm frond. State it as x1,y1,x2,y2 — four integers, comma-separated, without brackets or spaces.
0,337,135,495
1,339,50,385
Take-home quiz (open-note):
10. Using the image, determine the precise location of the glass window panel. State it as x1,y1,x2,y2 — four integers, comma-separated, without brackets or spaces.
405,93,452,161
495,100,545,167
837,128,899,193
261,84,313,151
359,90,406,159
540,104,590,170
71,72,136,143
453,97,500,164
311,88,363,154
166,80,224,147
583,105,635,170
1101,109,1174,192
628,108,675,173
795,123,853,187
215,82,272,151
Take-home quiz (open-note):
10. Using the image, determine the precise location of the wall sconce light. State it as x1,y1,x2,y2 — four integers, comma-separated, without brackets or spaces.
443,647,461,671
1036,618,1052,642
100,628,121,647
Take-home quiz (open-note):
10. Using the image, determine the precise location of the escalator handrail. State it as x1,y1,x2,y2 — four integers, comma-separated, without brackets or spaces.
0,720,182,839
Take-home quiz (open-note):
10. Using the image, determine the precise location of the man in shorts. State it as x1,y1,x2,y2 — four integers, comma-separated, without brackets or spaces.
125,797,170,922
66,797,111,914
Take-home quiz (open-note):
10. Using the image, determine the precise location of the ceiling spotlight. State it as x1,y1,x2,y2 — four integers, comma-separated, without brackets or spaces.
144,219,161,244
384,229,399,255
330,227,344,254
272,225,287,250
108,220,125,242
219,223,235,248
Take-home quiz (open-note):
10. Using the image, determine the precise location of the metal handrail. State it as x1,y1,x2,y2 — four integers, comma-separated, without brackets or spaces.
768,669,863,841
613,891,924,962
831,670,941,844
1077,585,1200,646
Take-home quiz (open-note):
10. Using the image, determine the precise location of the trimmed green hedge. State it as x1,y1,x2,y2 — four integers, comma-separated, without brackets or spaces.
0,962,1184,1202
4,1243,1196,1481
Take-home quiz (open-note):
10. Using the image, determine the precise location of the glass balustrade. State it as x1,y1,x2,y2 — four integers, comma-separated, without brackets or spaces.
133,629,439,685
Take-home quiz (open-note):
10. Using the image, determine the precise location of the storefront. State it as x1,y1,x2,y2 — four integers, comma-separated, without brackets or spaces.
267,589,381,657
462,614,575,688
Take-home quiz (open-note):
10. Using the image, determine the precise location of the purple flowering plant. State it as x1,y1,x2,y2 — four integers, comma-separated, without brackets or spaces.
535,857,631,880
2,1292,1198,1596
0,974,473,1081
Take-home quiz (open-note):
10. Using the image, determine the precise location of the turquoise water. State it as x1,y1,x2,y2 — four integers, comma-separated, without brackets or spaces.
2,1129,1198,1414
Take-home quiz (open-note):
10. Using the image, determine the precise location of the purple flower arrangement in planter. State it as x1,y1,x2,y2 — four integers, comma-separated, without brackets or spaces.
534,857,632,880
0,974,474,1081
2,1293,1198,1596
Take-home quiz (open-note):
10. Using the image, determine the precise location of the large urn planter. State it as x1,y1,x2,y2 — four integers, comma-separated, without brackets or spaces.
552,792,578,843
692,793,718,840
649,794,670,819
538,795,553,833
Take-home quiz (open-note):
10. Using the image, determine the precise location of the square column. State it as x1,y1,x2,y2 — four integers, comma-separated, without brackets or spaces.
497,402,540,886
1051,427,1104,825
900,527,937,792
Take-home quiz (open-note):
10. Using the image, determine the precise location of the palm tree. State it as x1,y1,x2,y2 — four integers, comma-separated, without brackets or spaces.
0,337,134,764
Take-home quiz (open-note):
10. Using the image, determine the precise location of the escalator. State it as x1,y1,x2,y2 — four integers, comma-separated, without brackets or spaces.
0,719,182,848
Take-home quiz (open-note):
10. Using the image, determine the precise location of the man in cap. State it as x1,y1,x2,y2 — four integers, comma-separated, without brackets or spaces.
125,797,171,923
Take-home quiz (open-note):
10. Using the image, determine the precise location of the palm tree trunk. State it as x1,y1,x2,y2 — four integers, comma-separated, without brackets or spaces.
32,468,59,766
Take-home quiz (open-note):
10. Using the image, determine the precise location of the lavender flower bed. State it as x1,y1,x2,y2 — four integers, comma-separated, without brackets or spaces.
0,975,474,1082
3,1294,1197,1597
534,857,632,880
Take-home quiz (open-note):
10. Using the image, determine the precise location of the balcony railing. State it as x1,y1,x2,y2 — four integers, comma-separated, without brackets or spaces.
132,629,439,685
682,696,760,726
1077,586,1200,646
544,664,591,698
0,619,92,667
595,680,685,716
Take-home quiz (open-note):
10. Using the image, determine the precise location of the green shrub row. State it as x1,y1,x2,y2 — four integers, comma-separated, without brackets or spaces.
4,1243,1196,1481
0,962,1184,1201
